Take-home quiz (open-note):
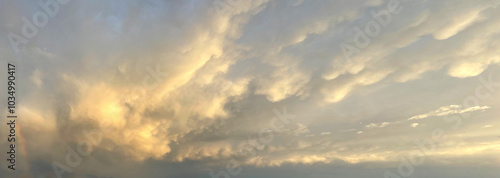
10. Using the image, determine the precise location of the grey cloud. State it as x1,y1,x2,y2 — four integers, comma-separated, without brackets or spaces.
1,0,500,177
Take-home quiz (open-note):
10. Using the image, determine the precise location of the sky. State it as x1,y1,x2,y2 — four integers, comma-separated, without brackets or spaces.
0,0,500,177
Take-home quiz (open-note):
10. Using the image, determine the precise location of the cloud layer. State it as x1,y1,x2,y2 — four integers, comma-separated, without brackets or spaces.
1,0,500,177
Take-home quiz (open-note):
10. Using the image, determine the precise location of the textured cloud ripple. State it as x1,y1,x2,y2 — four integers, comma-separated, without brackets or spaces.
1,0,500,177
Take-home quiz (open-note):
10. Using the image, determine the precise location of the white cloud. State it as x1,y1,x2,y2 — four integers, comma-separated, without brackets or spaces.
408,105,490,120
2,0,500,177
365,122,392,128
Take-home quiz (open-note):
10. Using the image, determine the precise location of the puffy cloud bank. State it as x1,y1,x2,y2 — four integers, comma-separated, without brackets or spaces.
1,0,500,177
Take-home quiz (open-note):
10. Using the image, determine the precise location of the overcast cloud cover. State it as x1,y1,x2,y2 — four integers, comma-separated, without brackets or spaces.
1,0,500,177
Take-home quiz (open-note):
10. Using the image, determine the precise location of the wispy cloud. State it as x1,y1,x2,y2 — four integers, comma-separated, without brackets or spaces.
408,105,490,120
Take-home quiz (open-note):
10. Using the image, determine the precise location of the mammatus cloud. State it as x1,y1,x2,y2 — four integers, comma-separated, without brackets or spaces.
0,0,500,178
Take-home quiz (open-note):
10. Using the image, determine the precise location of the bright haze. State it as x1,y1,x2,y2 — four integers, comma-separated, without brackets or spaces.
1,0,500,178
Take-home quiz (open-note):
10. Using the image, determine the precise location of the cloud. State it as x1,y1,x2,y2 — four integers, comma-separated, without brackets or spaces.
365,122,392,128
407,105,490,120
1,0,500,177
